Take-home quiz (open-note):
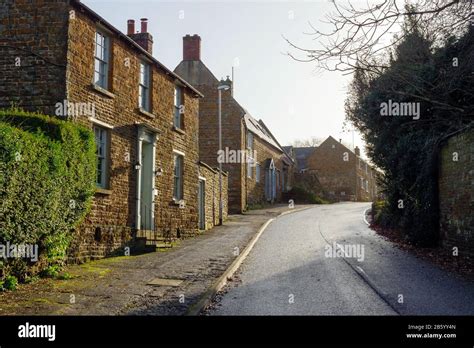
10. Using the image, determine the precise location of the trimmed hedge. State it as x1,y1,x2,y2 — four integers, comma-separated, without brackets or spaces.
0,109,96,282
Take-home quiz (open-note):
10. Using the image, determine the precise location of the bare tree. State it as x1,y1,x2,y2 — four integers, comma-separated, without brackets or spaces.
292,136,325,147
285,0,472,74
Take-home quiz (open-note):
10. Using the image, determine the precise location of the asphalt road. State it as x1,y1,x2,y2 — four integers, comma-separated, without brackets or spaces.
210,202,474,315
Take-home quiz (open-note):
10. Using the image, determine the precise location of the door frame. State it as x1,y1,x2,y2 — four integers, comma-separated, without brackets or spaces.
136,125,158,231
198,177,206,230
265,158,276,202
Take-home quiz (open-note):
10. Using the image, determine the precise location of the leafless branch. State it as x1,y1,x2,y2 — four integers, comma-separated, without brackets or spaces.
286,0,472,74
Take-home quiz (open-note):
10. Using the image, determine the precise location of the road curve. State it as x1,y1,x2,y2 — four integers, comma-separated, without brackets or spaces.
210,202,474,315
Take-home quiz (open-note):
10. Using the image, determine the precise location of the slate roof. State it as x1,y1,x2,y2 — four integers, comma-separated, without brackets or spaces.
282,146,293,153
293,147,316,171
243,112,283,152
174,60,219,87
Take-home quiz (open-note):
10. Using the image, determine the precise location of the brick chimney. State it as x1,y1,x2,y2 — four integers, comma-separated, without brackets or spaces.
128,18,154,55
354,146,360,156
183,34,201,61
127,19,135,35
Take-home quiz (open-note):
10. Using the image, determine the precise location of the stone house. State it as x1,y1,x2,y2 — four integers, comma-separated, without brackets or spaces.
298,136,378,202
0,0,227,262
198,161,228,230
174,35,294,213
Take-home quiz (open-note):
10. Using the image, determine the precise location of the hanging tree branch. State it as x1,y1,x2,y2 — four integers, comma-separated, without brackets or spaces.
285,0,472,74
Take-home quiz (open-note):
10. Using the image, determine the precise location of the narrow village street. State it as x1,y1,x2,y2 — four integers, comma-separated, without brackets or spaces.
1,203,473,317
210,203,474,316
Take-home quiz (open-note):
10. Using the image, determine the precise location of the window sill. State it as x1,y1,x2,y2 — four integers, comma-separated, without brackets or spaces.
95,188,112,195
91,84,115,99
137,108,156,119
172,126,186,135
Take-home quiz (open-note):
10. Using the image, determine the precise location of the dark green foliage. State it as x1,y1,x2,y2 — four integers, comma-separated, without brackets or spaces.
288,185,328,205
372,200,391,226
0,109,96,283
40,264,61,278
346,22,473,246
3,275,18,291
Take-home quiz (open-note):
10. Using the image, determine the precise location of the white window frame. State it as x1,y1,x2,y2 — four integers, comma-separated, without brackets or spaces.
94,31,110,90
247,156,253,179
94,125,109,189
139,62,151,111
173,153,184,200
89,117,114,130
174,86,183,129
247,131,254,150
256,163,261,183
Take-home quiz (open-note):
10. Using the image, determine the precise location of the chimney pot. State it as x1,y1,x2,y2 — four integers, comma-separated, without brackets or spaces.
127,19,135,35
141,18,148,33
127,18,153,55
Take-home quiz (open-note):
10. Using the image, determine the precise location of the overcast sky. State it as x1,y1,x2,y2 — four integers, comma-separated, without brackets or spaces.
83,0,371,156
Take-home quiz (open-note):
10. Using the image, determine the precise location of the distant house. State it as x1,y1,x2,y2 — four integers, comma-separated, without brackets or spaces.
292,136,379,202
174,35,294,212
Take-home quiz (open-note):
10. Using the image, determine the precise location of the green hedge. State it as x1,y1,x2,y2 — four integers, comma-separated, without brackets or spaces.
287,185,328,204
0,109,96,282
372,200,389,226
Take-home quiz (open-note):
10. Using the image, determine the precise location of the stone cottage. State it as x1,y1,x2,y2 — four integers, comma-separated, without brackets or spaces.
297,136,379,202
174,35,294,213
0,0,227,262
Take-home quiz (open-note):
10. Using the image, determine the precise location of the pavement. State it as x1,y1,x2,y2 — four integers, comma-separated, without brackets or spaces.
2,202,473,316
209,202,474,315
0,204,309,316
